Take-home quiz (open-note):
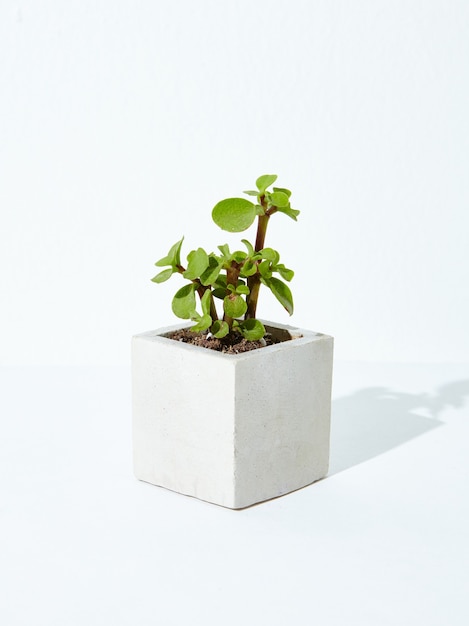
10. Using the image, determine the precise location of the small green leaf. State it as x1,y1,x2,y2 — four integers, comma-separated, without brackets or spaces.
214,274,227,288
217,243,231,258
270,191,290,208
276,264,294,282
155,237,184,267
276,207,300,221
240,260,257,277
232,250,247,263
258,260,272,279
256,174,278,193
255,204,265,216
211,320,230,339
241,239,255,256
239,318,265,341
212,287,227,299
243,190,259,197
151,268,173,283
200,289,212,316
191,313,212,332
273,187,291,198
266,277,294,315
183,247,209,280
223,294,247,318
200,256,223,286
236,284,250,295
172,283,197,319
212,198,256,232
260,248,280,264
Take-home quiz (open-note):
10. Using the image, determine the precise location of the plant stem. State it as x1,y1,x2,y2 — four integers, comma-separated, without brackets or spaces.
245,200,270,319
223,262,241,329
208,291,218,321
197,285,219,321
254,214,269,252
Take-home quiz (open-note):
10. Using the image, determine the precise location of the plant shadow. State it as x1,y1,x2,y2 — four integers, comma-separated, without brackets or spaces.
329,379,469,475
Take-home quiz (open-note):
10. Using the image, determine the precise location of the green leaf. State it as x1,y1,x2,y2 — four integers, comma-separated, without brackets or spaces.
255,174,277,193
232,250,247,263
151,268,173,283
212,198,256,232
241,239,255,256
240,260,257,277
236,284,250,295
200,256,223,286
258,260,272,279
183,247,209,280
276,264,294,282
255,204,265,216
223,294,247,318
239,318,265,341
214,274,227,288
276,206,300,221
217,243,231,258
243,190,259,197
191,313,212,333
212,287,227,299
273,187,291,198
172,283,197,319
270,191,290,208
260,247,280,264
266,277,294,315
211,320,230,339
155,237,184,267
200,289,212,316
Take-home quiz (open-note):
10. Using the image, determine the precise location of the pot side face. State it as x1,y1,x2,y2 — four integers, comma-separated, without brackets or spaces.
132,321,334,509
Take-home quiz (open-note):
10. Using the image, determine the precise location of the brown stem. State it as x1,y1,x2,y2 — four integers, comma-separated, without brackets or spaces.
223,261,241,329
208,291,218,321
254,214,269,251
246,199,271,319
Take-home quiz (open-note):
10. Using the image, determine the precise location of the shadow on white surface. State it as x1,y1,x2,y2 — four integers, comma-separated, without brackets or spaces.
329,379,469,475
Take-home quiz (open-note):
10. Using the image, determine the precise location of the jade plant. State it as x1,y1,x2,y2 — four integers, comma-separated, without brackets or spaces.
151,174,300,341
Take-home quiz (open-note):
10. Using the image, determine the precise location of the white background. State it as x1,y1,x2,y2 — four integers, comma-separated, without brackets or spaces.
1,3,469,626
1,0,468,365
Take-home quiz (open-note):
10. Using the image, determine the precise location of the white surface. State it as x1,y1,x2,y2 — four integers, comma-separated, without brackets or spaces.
1,0,469,366
1,361,468,625
132,323,332,508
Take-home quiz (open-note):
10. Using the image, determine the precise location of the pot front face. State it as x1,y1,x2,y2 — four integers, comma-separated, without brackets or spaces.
132,321,333,509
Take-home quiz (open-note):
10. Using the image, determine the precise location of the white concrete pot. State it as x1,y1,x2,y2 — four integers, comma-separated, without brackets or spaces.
132,321,333,509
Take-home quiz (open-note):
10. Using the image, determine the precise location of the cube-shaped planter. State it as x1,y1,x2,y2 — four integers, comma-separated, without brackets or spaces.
132,321,333,509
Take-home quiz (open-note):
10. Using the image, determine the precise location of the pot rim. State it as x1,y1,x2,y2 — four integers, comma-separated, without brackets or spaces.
133,319,332,360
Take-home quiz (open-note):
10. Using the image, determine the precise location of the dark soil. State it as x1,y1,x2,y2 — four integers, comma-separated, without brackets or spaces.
165,327,290,354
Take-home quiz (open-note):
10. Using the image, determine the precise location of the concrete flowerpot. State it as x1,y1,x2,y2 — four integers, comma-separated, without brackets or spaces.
132,320,333,509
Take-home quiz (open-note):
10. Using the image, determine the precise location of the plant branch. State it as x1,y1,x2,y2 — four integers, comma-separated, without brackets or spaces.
223,261,241,329
246,196,270,319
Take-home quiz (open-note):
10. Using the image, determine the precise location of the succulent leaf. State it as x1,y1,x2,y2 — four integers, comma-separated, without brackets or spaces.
172,283,197,319
212,198,256,232
255,174,277,193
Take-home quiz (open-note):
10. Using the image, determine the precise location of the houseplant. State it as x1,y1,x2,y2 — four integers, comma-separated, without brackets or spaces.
132,175,334,508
